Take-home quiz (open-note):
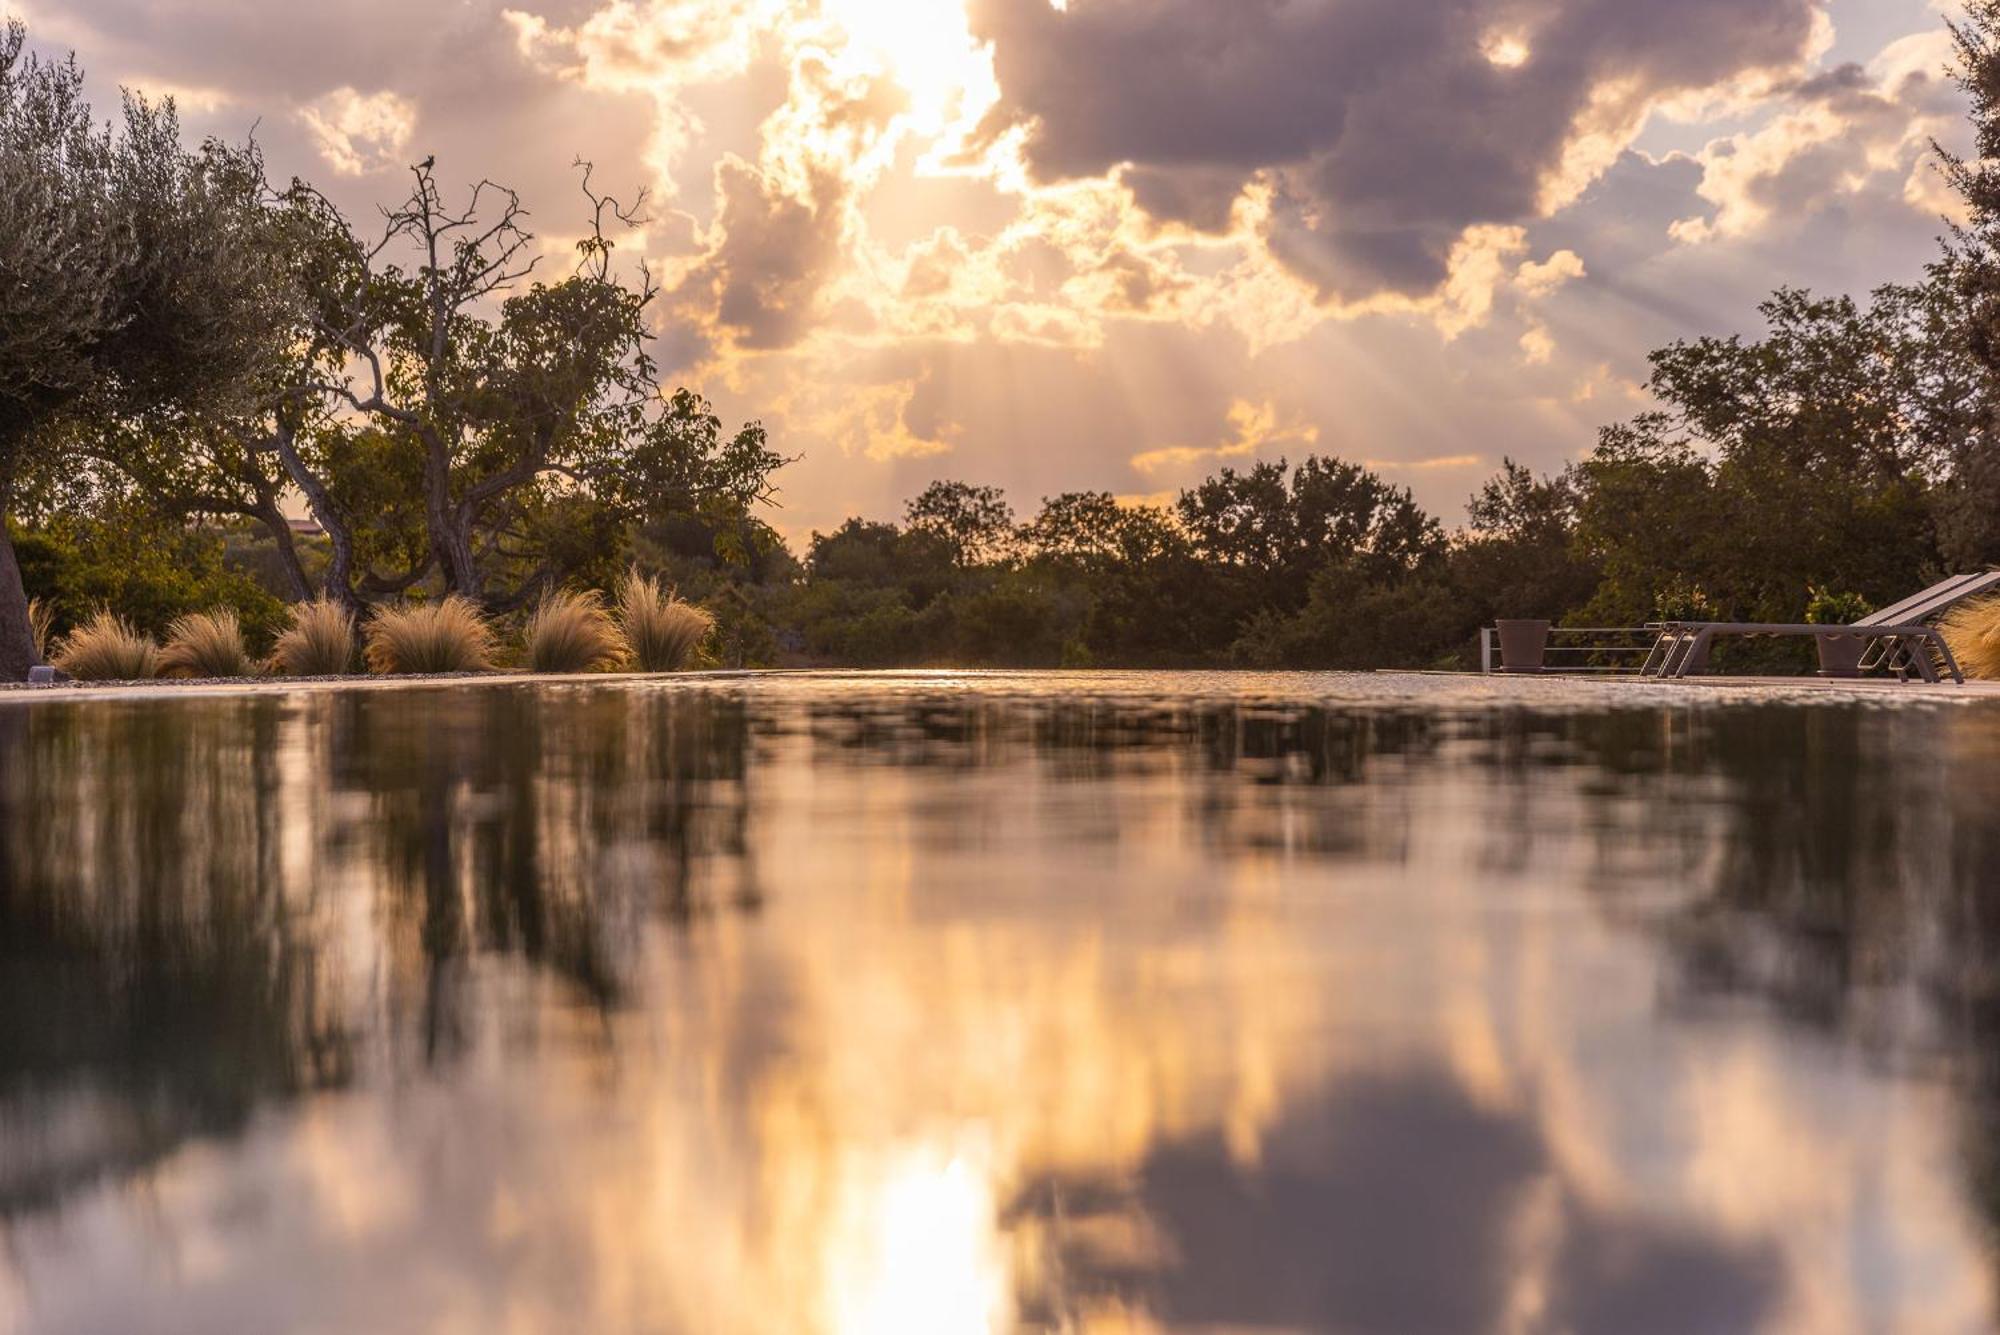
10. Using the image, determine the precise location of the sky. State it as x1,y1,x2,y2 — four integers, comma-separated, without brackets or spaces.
12,0,1972,540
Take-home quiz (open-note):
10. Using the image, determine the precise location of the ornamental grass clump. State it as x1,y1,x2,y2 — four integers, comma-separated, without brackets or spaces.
1939,597,2000,681
52,610,160,681
26,597,53,661
617,569,713,672
522,588,627,674
270,596,357,676
363,597,496,675
159,609,256,678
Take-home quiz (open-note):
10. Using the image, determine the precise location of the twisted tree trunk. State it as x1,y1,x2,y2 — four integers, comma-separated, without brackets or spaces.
250,492,313,604
268,423,363,613
0,469,39,682
421,427,481,602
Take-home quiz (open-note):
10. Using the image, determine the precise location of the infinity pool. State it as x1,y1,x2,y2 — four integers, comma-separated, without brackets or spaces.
1,672,1996,1333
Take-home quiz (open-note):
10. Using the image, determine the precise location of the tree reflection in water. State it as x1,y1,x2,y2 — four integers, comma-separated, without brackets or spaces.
0,677,1995,1333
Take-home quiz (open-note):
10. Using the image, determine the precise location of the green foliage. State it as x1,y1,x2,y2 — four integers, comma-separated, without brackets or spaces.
1804,587,1873,627
1231,565,1465,670
905,481,1015,567
1650,578,1717,624
15,504,286,645
1453,460,1599,632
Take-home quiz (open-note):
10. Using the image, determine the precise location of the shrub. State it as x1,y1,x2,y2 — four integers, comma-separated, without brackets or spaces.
159,609,256,678
1939,597,2000,680
52,610,160,681
522,588,627,673
364,597,497,675
270,596,357,676
1805,585,1873,626
26,597,53,660
617,569,714,672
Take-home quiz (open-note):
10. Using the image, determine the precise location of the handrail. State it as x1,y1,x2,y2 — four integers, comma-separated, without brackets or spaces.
1480,626,1658,675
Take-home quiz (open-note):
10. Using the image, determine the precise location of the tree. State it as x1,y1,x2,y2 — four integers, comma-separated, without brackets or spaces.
1940,2,2000,377
1024,491,1183,569
1570,285,1979,625
1175,457,1445,656
1451,459,1599,628
1022,492,1219,661
904,480,1016,567
1930,2,2000,574
0,22,290,679
280,163,785,610
1176,458,1442,590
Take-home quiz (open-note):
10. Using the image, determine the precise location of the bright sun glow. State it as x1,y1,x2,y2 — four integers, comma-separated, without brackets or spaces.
818,0,996,138
826,1148,1010,1334
1483,32,1532,68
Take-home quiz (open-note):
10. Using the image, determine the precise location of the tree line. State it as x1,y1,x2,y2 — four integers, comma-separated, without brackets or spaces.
11,6,2000,678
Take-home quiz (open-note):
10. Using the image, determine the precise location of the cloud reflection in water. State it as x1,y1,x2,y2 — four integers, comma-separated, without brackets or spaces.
0,675,1995,1333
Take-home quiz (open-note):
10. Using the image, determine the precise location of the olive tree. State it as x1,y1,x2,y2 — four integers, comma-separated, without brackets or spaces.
0,22,291,679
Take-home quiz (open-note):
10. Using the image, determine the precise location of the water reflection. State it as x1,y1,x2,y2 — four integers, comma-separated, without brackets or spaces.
0,675,1997,1332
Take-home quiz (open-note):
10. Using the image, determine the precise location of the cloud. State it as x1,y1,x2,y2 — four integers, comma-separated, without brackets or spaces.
297,88,418,177
969,0,1825,302
503,1,783,197
669,156,850,355
24,0,1973,539
1670,29,1964,243
1517,249,1587,297
1131,399,1319,476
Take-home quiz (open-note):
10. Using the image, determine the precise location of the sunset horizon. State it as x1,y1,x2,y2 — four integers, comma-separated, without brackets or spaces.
11,0,1963,540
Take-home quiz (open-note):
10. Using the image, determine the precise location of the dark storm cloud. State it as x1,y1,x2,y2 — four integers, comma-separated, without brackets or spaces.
969,0,1825,300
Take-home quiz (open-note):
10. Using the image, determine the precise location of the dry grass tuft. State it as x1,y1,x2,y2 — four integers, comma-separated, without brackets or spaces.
52,610,160,681
617,569,713,672
27,597,54,661
1940,596,2000,680
270,595,358,676
522,587,627,673
364,596,496,675
158,609,257,679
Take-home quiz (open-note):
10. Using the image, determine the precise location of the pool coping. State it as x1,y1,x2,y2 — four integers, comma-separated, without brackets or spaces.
5,667,2000,707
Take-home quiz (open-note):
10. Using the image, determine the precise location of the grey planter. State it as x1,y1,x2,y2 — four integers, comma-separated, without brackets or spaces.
1815,633,1866,679
1496,619,1552,672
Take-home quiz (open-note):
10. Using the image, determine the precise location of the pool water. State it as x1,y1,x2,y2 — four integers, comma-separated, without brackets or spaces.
1,672,1997,1333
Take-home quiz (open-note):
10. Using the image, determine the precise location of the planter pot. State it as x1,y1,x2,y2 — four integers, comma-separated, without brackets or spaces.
1496,619,1552,672
1815,633,1866,679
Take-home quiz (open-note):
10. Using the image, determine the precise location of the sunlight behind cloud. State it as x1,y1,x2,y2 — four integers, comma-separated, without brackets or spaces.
816,0,996,147
296,87,416,177
1483,32,1532,68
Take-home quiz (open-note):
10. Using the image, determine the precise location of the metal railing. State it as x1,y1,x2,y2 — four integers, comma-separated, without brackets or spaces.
1479,626,1659,675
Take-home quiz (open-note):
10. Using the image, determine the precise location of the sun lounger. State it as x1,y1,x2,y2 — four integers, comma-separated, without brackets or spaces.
1638,570,2000,683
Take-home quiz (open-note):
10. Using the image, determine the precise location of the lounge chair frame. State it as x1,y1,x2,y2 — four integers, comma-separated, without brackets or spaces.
1636,570,2000,684
1640,622,1962,682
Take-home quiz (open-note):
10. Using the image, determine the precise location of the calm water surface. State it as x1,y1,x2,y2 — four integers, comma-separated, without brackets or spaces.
2,671,1999,1334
